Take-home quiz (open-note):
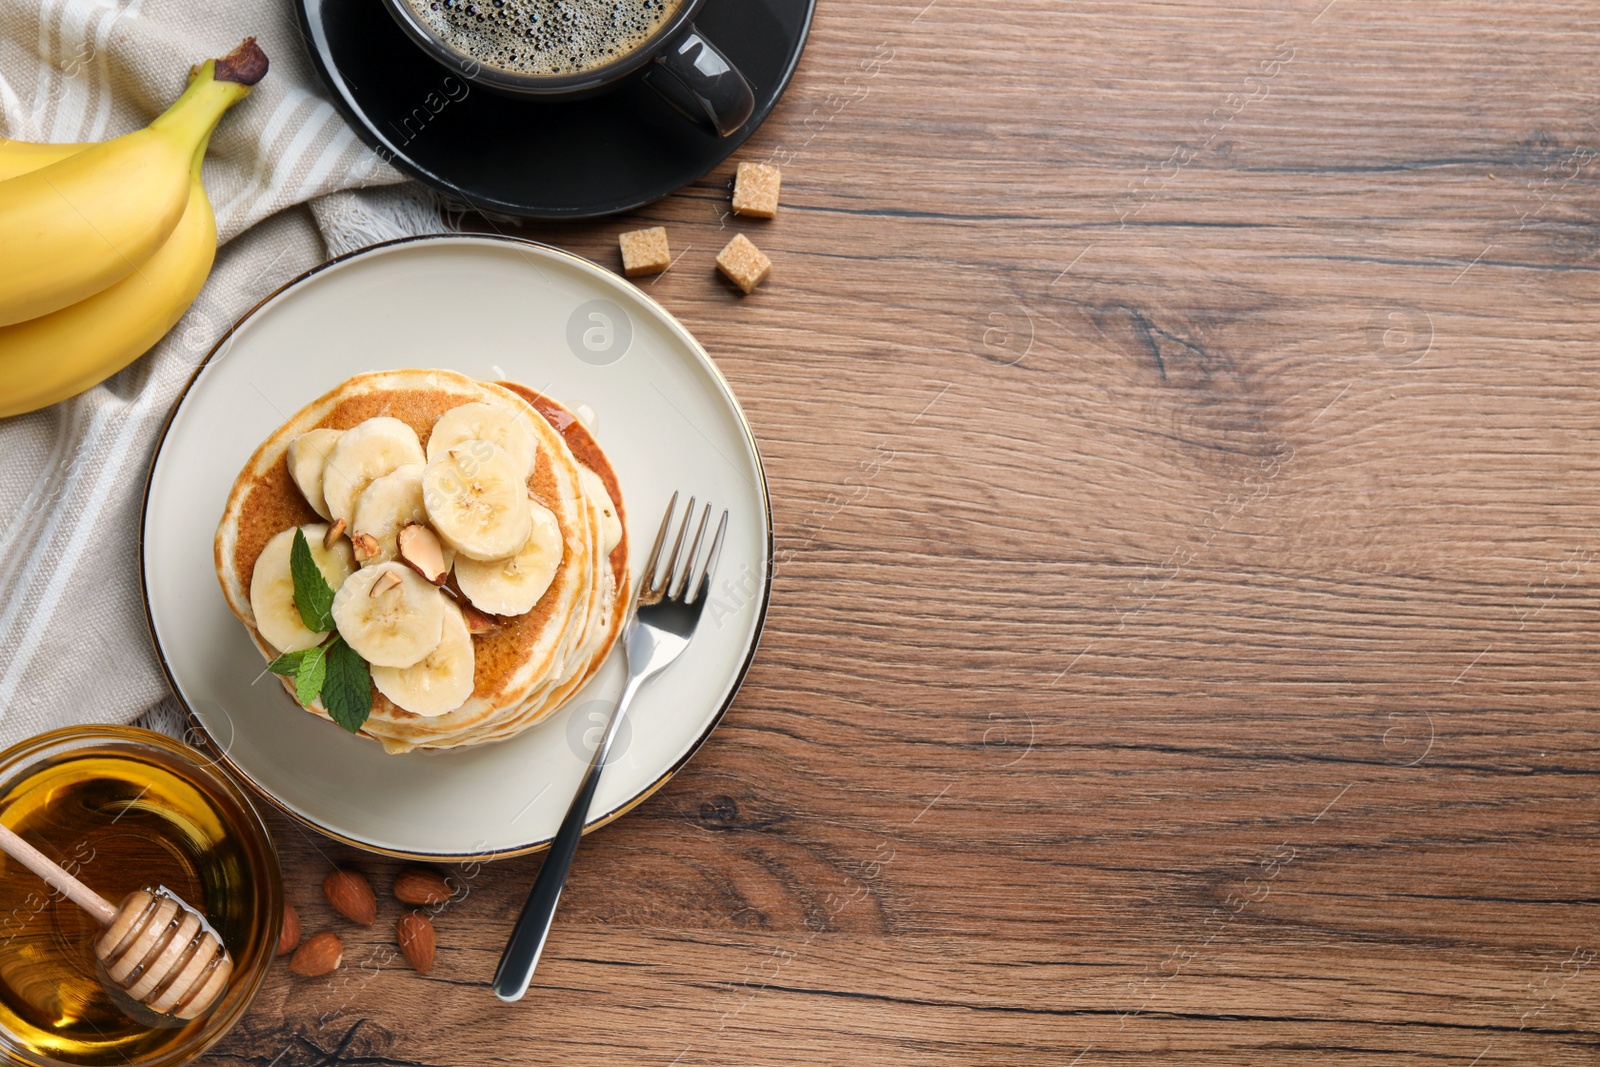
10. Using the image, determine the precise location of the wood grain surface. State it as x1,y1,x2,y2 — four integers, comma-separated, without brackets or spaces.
213,1,1600,1063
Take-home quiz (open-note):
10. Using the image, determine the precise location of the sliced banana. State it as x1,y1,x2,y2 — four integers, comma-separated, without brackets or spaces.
421,440,533,561
371,600,475,717
321,417,425,528
286,428,343,520
454,500,564,616
330,561,445,668
426,401,539,480
578,466,623,557
349,463,455,571
249,524,357,654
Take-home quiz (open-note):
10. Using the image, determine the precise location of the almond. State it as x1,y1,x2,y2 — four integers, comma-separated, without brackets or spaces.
350,531,381,561
369,569,403,597
396,912,435,974
289,931,343,976
323,518,347,548
397,524,449,585
323,869,377,925
393,867,453,906
277,901,302,956
458,602,501,636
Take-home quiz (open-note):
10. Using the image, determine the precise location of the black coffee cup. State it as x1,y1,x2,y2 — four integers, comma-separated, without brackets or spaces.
380,0,755,136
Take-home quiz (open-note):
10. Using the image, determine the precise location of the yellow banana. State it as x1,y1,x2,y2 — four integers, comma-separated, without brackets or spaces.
0,68,208,179
0,139,89,182
0,146,216,419
0,39,265,328
0,68,211,179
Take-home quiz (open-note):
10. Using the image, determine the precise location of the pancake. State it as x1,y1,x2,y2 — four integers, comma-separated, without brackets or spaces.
213,369,628,753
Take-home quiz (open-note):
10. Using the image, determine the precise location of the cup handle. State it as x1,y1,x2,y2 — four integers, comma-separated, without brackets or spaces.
644,25,755,137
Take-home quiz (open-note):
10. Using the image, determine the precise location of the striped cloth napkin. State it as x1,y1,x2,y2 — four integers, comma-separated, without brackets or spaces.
0,0,453,749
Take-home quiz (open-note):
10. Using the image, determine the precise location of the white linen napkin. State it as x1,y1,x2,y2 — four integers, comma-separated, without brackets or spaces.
0,0,454,748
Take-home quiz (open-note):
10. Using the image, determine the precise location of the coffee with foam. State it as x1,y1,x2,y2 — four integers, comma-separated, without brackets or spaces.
403,0,687,78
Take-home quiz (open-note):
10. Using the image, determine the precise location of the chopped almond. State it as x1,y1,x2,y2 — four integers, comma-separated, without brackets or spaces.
369,570,403,597
398,524,449,585
459,602,502,635
350,532,380,561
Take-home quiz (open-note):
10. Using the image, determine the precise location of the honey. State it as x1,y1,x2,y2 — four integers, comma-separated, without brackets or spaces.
0,732,279,1066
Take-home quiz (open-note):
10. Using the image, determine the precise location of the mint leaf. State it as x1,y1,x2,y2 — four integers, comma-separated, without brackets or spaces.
321,636,371,733
267,642,330,708
266,647,314,678
290,527,337,632
295,643,328,707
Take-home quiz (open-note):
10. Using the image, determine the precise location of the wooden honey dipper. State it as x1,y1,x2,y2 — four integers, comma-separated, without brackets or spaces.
0,820,232,1021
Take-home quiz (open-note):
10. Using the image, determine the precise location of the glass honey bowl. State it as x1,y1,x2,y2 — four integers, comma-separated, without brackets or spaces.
0,726,281,1067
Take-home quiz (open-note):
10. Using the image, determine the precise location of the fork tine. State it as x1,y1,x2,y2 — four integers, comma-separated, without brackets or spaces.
686,509,728,605
654,496,695,597
670,504,711,600
638,491,678,600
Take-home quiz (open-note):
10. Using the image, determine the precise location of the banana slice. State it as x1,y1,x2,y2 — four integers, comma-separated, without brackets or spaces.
349,463,456,571
371,600,475,717
321,417,425,528
249,524,357,654
421,440,533,561
454,500,564,616
286,428,343,520
330,561,446,668
426,401,539,480
578,466,623,557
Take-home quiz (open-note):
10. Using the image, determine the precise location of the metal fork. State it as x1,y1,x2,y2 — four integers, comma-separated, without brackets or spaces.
492,492,729,1002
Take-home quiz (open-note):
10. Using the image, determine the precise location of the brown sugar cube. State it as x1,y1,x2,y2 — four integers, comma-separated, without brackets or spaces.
716,234,771,294
731,162,781,219
619,226,671,277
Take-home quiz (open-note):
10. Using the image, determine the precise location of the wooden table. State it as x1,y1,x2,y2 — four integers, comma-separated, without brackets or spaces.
213,1,1600,1063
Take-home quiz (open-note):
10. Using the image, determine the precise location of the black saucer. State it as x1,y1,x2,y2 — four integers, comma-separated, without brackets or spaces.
296,0,814,218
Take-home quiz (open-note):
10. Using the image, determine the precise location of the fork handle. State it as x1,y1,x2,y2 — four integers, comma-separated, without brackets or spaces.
492,673,646,1002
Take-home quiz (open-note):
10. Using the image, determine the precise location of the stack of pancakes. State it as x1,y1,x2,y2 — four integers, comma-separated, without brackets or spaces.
213,370,627,753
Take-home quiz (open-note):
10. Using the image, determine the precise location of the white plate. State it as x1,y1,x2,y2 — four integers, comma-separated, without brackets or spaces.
141,236,771,860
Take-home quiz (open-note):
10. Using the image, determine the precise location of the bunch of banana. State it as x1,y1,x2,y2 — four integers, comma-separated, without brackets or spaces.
0,38,268,419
